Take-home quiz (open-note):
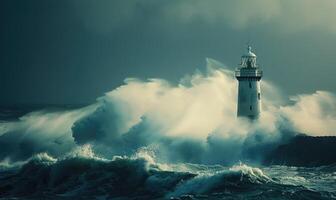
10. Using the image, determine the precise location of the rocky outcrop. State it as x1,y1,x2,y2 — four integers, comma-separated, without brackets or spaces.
264,136,336,167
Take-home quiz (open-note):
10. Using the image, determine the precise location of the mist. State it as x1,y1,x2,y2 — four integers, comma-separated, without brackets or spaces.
0,59,335,166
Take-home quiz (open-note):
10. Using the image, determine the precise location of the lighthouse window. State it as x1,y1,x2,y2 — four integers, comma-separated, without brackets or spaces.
258,93,261,100
250,105,252,110
249,82,252,88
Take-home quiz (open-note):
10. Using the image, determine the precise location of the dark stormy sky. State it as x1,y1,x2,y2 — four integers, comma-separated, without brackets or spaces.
1,0,336,105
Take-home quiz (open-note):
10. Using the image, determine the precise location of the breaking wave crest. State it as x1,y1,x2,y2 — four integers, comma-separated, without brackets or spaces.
0,149,334,200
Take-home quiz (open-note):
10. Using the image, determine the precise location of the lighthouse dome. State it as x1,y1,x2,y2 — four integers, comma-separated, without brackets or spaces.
243,46,256,57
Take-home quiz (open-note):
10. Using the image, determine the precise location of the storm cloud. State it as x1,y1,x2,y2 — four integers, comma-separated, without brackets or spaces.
73,0,336,34
1,0,336,104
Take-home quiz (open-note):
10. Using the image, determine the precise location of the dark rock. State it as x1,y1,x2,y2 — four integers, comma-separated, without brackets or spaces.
264,135,336,167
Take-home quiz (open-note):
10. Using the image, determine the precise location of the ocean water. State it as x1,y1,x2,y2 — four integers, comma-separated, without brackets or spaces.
0,107,335,200
0,152,335,200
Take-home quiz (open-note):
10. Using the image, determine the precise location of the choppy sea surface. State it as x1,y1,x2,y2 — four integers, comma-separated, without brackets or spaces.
0,106,335,200
0,153,335,200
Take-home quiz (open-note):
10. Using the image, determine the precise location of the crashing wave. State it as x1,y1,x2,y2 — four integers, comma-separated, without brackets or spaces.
0,58,336,199
0,149,194,199
168,163,272,197
1,150,333,200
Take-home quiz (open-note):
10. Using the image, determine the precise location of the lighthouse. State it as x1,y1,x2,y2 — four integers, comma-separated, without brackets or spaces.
235,46,263,119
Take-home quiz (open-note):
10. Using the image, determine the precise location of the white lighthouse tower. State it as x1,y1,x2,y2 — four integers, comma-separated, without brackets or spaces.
235,46,263,119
